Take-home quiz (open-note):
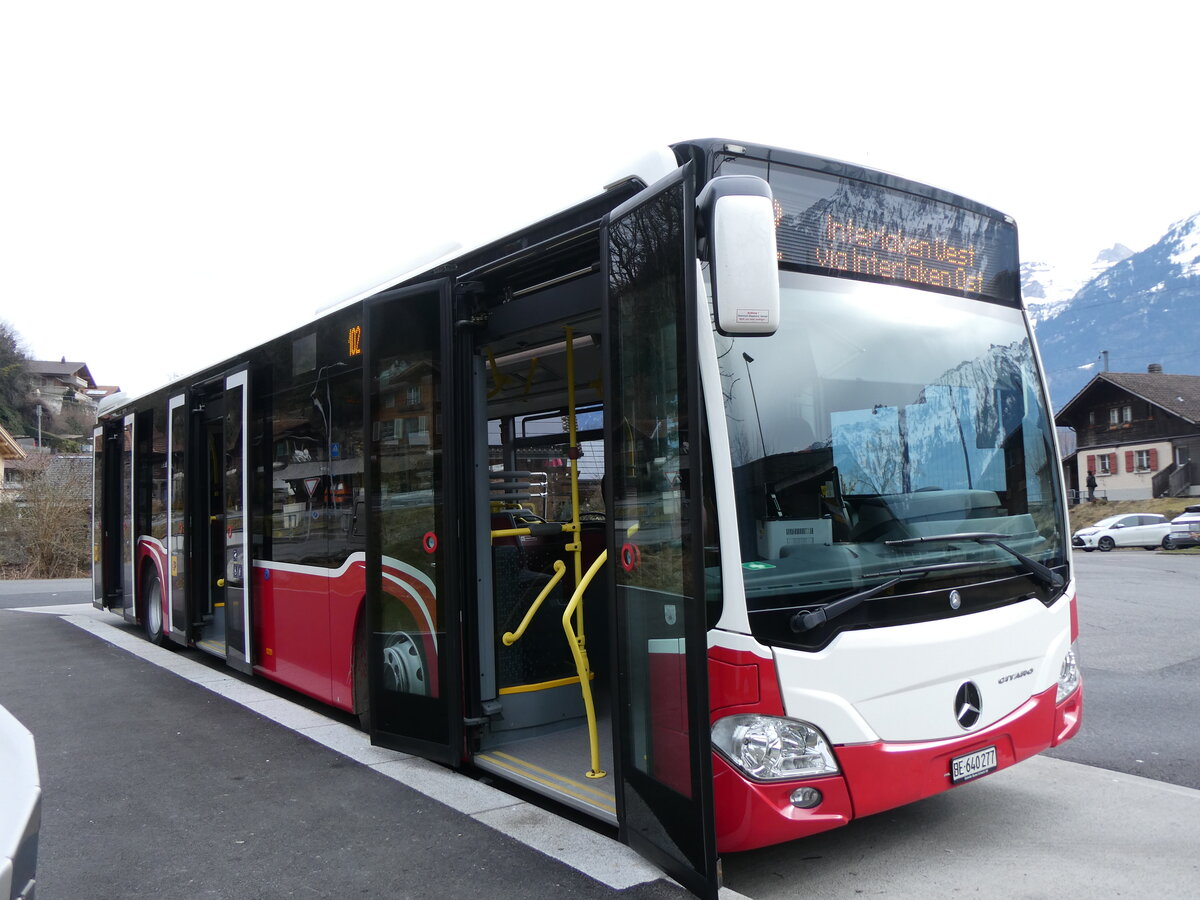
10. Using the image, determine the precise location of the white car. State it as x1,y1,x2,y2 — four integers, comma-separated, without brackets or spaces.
1071,513,1173,551
1162,506,1200,550
0,704,39,900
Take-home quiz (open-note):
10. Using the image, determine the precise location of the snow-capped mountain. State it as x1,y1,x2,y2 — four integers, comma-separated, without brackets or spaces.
1031,213,1200,410
1021,244,1133,325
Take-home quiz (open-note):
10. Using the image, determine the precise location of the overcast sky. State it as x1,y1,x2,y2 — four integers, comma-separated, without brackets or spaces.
2,1,1196,398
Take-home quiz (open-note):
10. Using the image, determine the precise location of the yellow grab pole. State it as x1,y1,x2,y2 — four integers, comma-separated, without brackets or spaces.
563,550,607,778
501,560,567,647
564,325,584,638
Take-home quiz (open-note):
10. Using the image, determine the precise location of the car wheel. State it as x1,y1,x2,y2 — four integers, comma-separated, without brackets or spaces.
1162,536,1177,551
1081,547,1094,552
1097,536,1115,552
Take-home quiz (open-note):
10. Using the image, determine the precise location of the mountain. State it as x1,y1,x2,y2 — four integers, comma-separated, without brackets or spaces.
1021,244,1133,325
1029,214,1200,411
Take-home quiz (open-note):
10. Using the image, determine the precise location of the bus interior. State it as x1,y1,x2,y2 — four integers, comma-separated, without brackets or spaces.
462,237,618,824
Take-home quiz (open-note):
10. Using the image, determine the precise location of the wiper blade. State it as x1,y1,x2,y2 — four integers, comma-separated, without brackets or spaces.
747,561,983,632
787,575,909,633
884,532,1064,590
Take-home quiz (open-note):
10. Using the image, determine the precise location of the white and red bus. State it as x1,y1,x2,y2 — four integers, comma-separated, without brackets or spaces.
92,139,1081,897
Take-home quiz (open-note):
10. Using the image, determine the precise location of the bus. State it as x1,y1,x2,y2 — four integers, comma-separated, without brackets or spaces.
91,138,1082,898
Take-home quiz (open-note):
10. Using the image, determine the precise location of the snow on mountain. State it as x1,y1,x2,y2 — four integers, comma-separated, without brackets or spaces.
1167,213,1200,277
1021,244,1133,325
1030,212,1200,409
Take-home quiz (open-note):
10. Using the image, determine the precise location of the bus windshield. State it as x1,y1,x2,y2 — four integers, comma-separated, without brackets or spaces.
718,272,1067,649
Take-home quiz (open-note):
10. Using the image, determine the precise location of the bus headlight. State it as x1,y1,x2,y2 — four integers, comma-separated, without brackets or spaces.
711,714,839,781
1056,643,1080,703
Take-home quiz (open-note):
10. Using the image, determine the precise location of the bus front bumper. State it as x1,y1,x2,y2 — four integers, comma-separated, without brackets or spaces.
713,682,1082,853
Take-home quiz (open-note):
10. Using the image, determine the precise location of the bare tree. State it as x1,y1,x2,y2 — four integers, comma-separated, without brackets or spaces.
0,454,92,578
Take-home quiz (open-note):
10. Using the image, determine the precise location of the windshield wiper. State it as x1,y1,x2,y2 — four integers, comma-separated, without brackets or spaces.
884,532,1064,590
749,565,959,632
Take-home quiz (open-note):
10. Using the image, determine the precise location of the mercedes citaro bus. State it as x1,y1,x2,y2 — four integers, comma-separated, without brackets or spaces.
92,139,1081,898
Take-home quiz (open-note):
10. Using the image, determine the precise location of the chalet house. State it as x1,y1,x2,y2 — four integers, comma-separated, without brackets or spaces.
1055,365,1200,501
25,359,120,443
0,423,27,496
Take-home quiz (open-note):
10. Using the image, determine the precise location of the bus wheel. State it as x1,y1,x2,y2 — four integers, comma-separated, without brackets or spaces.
382,632,427,696
353,613,370,732
142,570,166,646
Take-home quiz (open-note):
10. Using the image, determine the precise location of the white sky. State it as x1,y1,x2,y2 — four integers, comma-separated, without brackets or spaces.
2,1,1196,398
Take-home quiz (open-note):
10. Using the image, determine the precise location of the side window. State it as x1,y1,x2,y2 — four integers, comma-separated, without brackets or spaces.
270,383,328,565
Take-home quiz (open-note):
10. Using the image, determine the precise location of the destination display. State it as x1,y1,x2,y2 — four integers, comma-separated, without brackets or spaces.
720,158,1020,306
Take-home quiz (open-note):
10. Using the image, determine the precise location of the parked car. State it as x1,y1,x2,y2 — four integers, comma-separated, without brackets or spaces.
1071,513,1173,551
0,704,40,900
1162,506,1200,550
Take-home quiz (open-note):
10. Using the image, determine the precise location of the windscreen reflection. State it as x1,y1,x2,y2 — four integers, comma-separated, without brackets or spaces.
718,273,1066,646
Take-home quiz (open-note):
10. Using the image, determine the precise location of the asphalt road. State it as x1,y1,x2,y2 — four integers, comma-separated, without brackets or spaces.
2,557,1199,898
1043,550,1200,788
0,583,690,900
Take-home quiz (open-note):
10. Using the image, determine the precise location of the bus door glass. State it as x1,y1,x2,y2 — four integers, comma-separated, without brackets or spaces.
166,393,189,642
91,426,104,605
603,166,719,898
120,413,136,620
223,370,252,672
91,424,122,610
364,280,463,762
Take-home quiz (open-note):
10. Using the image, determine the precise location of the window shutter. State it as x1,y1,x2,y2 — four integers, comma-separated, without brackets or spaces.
1124,451,1135,472
1086,453,1095,473
1109,452,1118,474
1149,448,1158,470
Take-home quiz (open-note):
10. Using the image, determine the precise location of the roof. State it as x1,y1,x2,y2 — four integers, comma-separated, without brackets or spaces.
0,423,26,461
5,454,92,500
1056,371,1200,426
26,360,96,387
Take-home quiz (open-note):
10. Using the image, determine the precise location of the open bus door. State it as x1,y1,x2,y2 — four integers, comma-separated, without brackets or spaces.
165,393,190,644
91,423,122,610
603,166,720,898
363,279,464,763
220,370,253,672
186,370,254,673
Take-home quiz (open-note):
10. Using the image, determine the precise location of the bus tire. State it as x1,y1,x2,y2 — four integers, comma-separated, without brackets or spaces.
353,610,371,732
142,568,166,646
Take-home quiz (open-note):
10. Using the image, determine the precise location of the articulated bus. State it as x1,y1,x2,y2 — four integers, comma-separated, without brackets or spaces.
92,138,1082,897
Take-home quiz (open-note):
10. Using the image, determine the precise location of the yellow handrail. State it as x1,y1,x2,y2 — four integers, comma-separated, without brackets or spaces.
563,550,607,779
501,560,567,647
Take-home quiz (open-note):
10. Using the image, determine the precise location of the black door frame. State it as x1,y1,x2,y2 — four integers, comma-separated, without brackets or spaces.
363,278,466,763
601,163,720,899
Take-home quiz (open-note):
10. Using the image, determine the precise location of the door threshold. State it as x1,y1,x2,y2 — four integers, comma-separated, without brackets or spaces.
475,721,616,826
195,638,227,659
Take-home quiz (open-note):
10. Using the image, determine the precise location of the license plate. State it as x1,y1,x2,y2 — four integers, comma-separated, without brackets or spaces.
951,745,997,783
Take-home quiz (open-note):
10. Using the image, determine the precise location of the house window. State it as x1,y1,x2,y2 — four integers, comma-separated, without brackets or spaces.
1108,408,1120,425
1135,449,1151,471
1098,455,1111,475
1123,405,1133,423
407,386,422,407
1088,411,1096,425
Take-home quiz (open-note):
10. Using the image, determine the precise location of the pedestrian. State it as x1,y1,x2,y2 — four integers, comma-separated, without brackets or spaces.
1086,470,1097,502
